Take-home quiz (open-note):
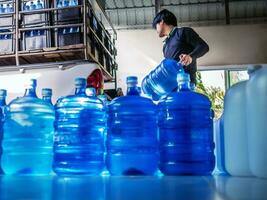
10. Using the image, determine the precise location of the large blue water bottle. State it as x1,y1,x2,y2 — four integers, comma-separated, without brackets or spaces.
2,79,55,175
0,89,7,174
106,76,158,175
142,59,184,100
158,72,215,175
42,88,53,105
53,78,105,175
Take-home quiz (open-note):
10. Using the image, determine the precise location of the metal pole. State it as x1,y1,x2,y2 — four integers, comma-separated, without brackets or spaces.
224,70,231,90
83,0,88,60
224,0,230,25
155,0,161,16
15,0,19,66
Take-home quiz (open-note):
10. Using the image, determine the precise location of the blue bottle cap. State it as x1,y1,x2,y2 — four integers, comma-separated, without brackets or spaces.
85,87,96,96
28,79,37,87
0,89,7,97
177,72,190,83
75,77,86,88
42,88,52,96
126,76,138,85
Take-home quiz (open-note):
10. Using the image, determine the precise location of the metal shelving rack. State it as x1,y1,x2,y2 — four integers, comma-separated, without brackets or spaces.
0,0,117,82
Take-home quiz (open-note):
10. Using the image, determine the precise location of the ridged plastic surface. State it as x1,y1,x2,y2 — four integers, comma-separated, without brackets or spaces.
142,59,183,100
107,77,158,175
53,78,105,175
2,80,55,175
158,73,214,175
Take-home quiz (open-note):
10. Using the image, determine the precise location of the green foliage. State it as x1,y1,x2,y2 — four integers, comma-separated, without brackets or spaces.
195,72,225,119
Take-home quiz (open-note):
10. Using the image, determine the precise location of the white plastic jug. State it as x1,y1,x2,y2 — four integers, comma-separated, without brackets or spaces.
246,66,267,178
224,80,252,176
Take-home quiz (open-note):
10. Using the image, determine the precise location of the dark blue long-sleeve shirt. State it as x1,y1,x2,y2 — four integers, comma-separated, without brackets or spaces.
163,27,209,84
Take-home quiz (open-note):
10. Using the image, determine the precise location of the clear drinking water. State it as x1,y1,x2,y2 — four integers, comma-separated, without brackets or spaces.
158,72,215,175
106,76,159,175
53,78,105,175
2,79,55,175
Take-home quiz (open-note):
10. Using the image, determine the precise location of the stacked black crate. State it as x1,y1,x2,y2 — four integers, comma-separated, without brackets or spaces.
20,0,51,51
97,20,105,67
87,10,97,58
103,29,112,74
53,0,83,47
0,0,15,54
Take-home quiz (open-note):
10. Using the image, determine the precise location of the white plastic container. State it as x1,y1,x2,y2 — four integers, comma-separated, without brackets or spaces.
246,66,267,178
224,81,252,176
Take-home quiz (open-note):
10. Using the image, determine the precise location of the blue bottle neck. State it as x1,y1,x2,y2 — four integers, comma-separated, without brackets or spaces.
178,81,191,92
24,87,37,97
43,96,52,104
75,87,86,95
127,85,140,96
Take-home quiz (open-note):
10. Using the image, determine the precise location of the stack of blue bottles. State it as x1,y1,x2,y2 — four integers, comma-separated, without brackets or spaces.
0,3,13,13
0,89,7,174
0,29,12,53
57,0,77,7
158,72,215,175
142,59,184,100
106,76,158,175
53,78,106,175
1,79,55,175
59,27,79,35
57,26,80,46
42,88,53,105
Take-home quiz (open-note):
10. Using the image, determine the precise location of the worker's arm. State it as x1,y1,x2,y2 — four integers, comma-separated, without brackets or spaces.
183,27,209,60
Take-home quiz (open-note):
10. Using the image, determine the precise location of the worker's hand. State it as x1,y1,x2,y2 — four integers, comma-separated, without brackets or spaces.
179,54,192,66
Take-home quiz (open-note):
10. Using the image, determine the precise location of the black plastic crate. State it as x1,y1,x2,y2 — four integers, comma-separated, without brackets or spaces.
21,0,50,26
53,0,82,24
89,12,102,40
54,26,83,47
0,28,14,53
103,30,111,51
21,28,51,51
0,0,15,27
104,53,112,74
87,30,97,57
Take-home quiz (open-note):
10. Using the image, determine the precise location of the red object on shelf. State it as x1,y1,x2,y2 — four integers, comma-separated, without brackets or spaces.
87,69,104,95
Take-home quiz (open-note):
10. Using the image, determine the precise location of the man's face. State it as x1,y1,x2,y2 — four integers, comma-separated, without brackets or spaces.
156,21,165,38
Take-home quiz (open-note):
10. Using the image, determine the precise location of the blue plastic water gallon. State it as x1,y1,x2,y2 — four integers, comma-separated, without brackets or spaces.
53,78,106,175
2,79,55,175
106,76,158,175
214,115,227,175
141,59,184,100
158,72,215,175
42,88,53,105
0,89,7,174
